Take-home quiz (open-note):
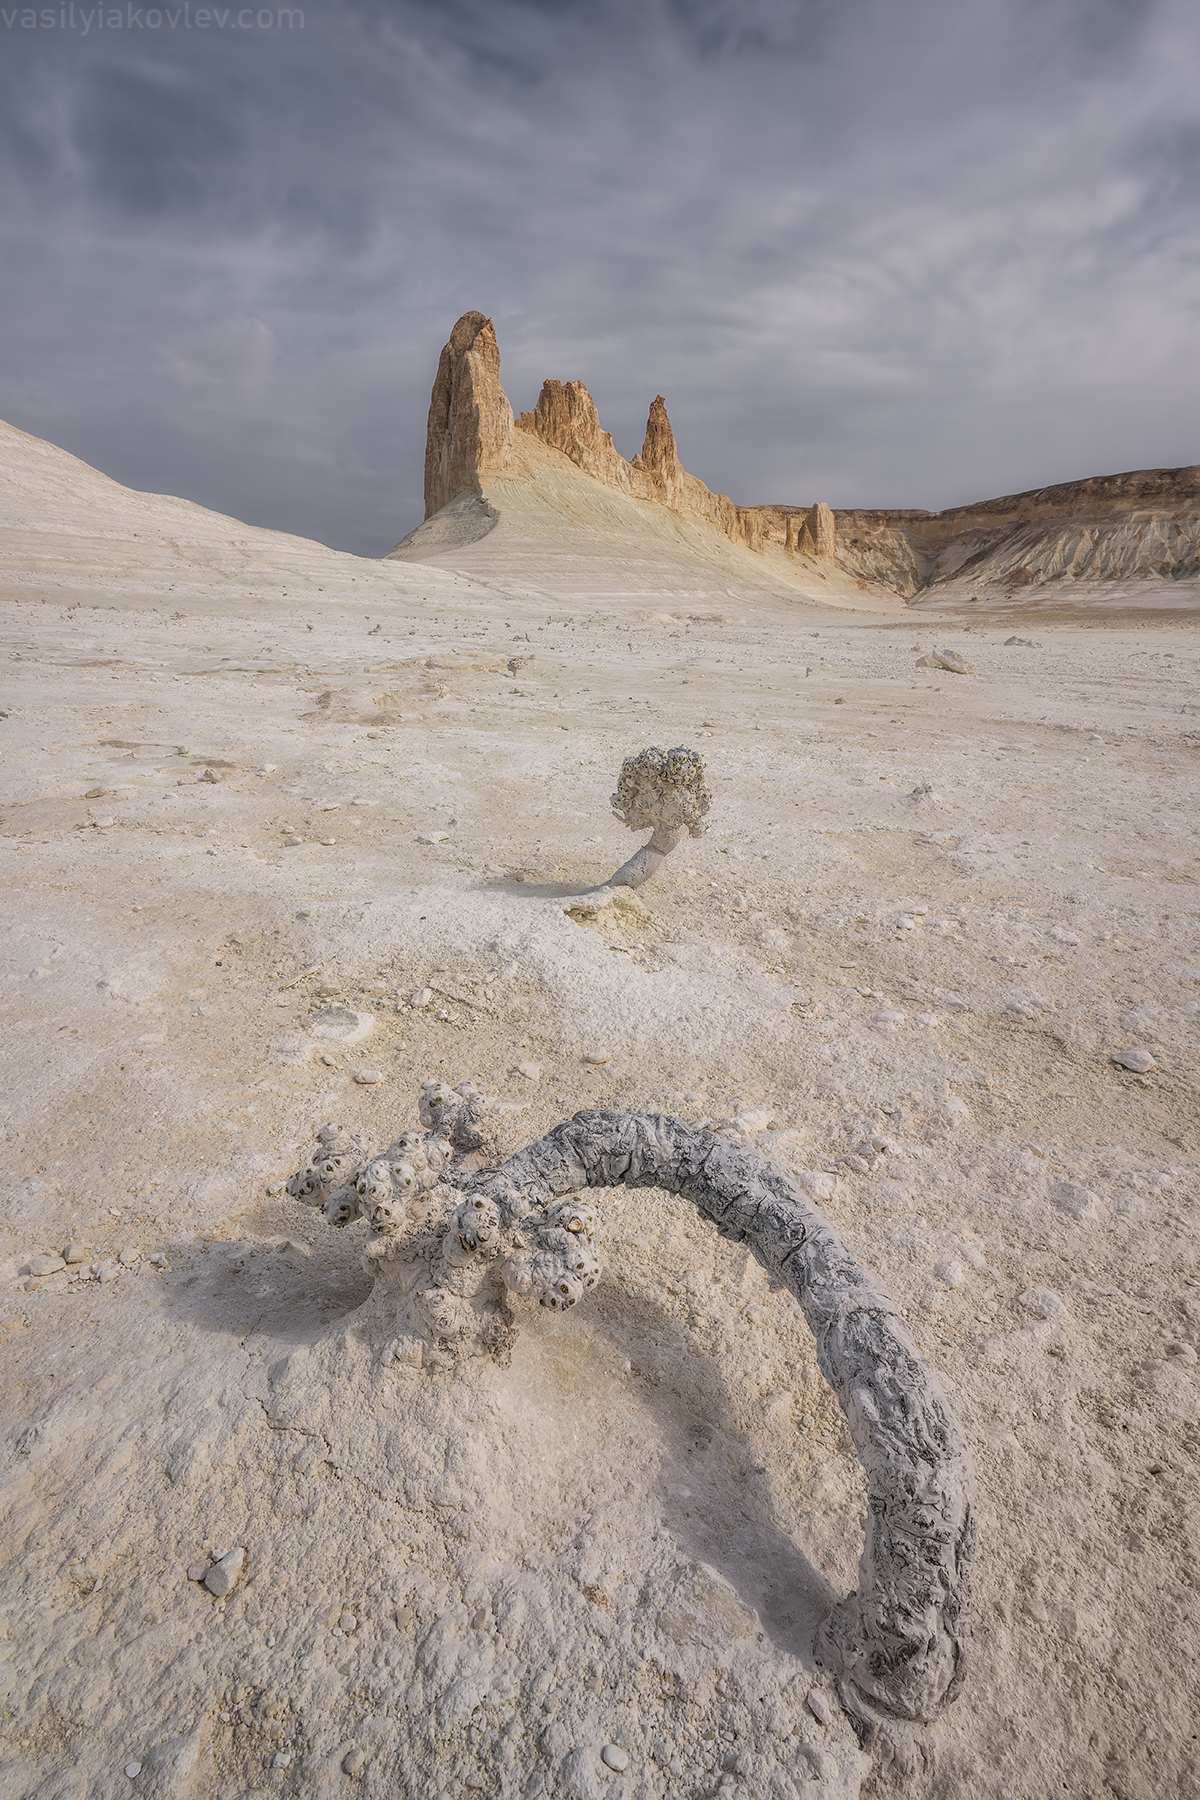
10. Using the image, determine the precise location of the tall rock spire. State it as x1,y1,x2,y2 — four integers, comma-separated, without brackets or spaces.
423,312,514,519
637,396,684,506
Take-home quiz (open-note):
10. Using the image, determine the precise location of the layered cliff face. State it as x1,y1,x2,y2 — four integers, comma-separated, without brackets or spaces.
831,469,1200,597
423,312,514,519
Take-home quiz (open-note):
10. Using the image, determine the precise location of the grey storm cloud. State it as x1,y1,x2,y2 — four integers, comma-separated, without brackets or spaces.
0,0,1197,554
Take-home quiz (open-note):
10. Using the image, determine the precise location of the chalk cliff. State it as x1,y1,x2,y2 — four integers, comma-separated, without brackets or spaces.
829,468,1200,597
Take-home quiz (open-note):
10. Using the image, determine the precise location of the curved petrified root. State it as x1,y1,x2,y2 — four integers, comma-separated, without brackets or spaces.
285,1088,974,1727
600,744,712,889
467,1111,976,1728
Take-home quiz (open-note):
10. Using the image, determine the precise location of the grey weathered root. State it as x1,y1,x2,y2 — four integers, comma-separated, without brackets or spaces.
453,1109,976,1729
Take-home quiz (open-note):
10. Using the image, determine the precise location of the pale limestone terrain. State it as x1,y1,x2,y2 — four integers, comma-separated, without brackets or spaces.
0,414,1198,1800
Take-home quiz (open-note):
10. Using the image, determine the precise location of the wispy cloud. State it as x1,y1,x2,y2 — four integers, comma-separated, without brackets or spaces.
1,0,1197,552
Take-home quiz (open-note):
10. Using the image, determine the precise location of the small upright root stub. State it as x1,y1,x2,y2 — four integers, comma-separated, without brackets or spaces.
282,1081,975,1729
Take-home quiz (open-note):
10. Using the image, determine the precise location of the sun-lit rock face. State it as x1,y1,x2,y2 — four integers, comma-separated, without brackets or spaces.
798,500,837,562
423,311,514,518
518,378,628,487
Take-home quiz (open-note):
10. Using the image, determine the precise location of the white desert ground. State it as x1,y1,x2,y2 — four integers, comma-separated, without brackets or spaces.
0,395,1198,1800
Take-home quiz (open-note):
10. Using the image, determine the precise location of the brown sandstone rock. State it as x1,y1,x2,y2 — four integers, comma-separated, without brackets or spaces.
424,312,513,519
517,380,627,487
797,500,836,562
638,396,684,506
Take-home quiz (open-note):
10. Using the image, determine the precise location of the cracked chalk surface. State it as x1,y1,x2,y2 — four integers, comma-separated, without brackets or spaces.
0,541,1198,1799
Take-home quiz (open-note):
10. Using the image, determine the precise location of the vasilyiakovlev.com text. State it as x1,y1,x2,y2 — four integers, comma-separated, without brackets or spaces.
3,5,303,28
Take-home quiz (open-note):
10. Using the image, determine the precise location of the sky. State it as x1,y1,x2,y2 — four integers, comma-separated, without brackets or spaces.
1,0,1198,556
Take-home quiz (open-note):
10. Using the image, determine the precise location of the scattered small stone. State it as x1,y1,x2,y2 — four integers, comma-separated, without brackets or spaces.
97,1262,119,1283
416,831,450,844
833,696,845,705
187,1561,209,1582
339,1612,357,1632
411,988,432,1008
917,647,973,674
204,1546,245,1598
934,1256,965,1288
515,1060,541,1082
601,1745,630,1772
273,1748,292,1769
806,1688,833,1727
124,1762,142,1779
342,1748,367,1775
583,1050,611,1065
1112,1046,1156,1073
871,1008,907,1031
201,768,222,783
354,1069,384,1084
284,836,303,847
321,1053,337,1066
118,1245,140,1266
28,1254,66,1277
64,1243,88,1265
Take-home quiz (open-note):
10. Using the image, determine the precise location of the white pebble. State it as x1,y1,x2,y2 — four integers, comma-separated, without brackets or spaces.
934,1256,965,1288
871,1008,906,1031
118,1245,140,1266
416,831,450,844
204,1546,245,1598
273,1748,292,1768
124,1763,142,1780
63,1243,89,1265
343,1748,367,1775
339,1612,357,1632
284,837,303,847
354,1070,384,1085
515,1060,541,1082
28,1254,66,1277
584,1050,611,1065
411,988,432,1008
601,1745,630,1772
806,1688,833,1726
186,1561,209,1582
1111,1046,1155,1073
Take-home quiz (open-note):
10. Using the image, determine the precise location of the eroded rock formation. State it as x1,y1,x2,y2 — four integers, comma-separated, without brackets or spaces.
424,312,514,518
797,500,836,563
419,312,833,561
